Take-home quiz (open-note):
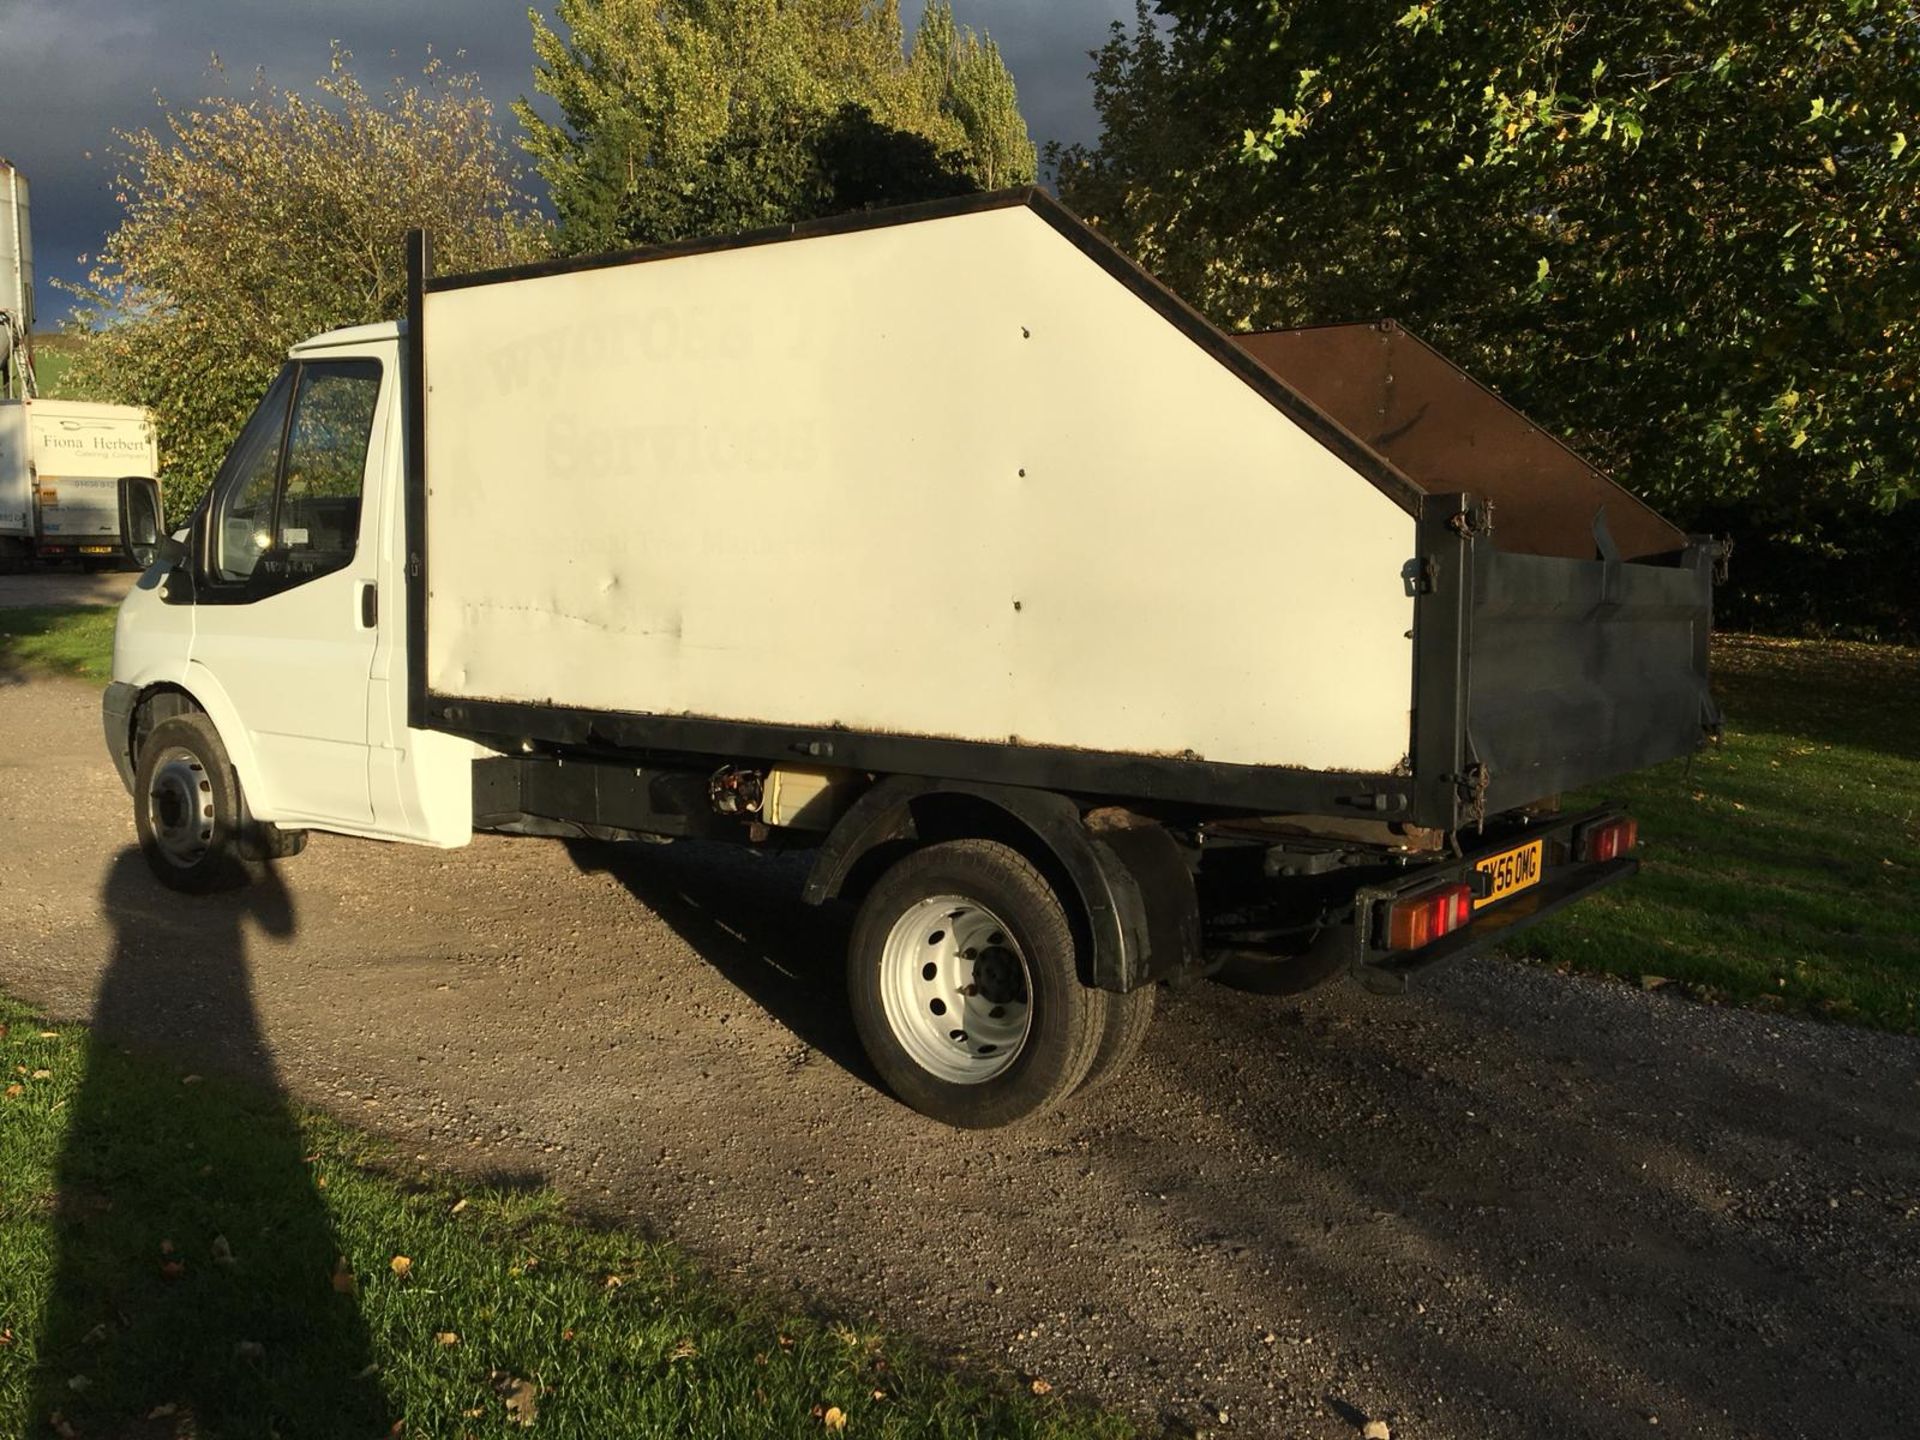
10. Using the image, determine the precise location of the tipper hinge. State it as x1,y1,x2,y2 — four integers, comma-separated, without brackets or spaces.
1448,499,1495,539
1443,763,1491,831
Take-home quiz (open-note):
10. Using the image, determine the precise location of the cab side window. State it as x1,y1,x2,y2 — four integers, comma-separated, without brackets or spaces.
207,359,382,593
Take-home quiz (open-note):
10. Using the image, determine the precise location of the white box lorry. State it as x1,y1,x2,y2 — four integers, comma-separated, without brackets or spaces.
0,396,164,569
102,190,1719,1127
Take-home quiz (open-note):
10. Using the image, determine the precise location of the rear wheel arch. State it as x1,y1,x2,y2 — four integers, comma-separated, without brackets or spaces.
804,777,1200,992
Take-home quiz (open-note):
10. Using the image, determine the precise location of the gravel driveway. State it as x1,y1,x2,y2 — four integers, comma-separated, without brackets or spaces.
0,569,137,609
3,675,1916,1440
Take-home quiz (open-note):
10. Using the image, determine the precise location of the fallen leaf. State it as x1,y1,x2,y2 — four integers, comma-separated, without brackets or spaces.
449,1198,469,1215
160,1240,176,1256
357,1363,382,1380
0,1022,8,1038
31,1069,51,1080
145,1404,178,1420
49,1410,77,1439
871,1389,887,1402
332,1257,358,1296
462,1409,486,1420
211,1235,235,1266
38,1030,58,1039
491,1373,539,1429
3,1085,21,1100
0,1328,13,1347
823,1406,847,1432
560,1329,574,1342
436,1332,460,1347
1363,1422,1392,1440
1029,1378,1052,1396
234,1341,264,1360
181,1075,202,1085
160,1260,187,1280
389,1421,407,1436
66,1375,90,1393
390,1256,413,1279
1640,975,1672,991
602,1274,621,1289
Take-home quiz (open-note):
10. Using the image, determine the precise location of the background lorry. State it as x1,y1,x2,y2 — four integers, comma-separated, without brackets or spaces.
102,189,1719,1127
0,396,164,570
0,156,164,571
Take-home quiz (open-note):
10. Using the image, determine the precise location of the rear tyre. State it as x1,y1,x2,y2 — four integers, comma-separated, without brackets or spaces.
1076,981,1158,1095
133,714,261,893
849,840,1103,1128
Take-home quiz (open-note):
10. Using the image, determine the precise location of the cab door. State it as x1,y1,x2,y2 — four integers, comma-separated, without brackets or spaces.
189,358,387,828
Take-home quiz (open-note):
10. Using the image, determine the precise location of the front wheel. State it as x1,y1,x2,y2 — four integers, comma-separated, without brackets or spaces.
849,840,1104,1128
133,713,261,893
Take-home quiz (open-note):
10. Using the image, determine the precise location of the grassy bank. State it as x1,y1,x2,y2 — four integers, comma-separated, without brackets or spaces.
1518,634,1920,1033
0,607,116,684
0,997,1128,1440
26,336,90,401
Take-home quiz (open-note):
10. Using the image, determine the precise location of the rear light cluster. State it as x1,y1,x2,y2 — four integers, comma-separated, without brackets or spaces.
1580,816,1639,863
1385,882,1473,952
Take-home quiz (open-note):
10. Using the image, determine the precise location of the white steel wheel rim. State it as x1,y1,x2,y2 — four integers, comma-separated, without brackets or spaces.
879,894,1033,1085
146,745,215,868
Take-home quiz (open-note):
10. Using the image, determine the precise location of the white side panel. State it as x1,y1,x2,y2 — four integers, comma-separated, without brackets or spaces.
0,401,27,536
26,399,158,477
423,206,1415,773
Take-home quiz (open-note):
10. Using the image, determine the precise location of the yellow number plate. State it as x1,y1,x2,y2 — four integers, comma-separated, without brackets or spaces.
79,546,116,555
1475,839,1544,910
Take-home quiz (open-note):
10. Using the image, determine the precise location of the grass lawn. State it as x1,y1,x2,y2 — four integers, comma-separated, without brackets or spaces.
26,336,90,401
1517,634,1920,1033
0,607,117,685
0,997,1130,1440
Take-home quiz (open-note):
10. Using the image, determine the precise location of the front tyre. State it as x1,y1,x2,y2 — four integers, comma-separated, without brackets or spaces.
133,714,260,893
849,840,1103,1128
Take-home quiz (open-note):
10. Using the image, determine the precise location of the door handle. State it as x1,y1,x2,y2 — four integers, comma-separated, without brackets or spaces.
359,581,378,629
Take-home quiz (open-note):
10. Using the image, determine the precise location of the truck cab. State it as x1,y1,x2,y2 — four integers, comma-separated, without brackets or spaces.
103,322,472,851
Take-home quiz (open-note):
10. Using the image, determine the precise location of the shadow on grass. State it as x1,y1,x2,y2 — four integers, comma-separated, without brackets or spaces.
29,851,385,1438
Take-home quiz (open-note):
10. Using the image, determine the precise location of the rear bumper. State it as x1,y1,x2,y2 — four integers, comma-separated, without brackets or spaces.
102,681,139,795
1351,807,1637,992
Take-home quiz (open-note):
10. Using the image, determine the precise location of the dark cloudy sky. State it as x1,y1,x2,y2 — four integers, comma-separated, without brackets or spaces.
0,0,1138,326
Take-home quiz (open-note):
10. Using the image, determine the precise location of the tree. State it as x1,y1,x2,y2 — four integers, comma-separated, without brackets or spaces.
516,0,1037,255
65,52,545,513
1055,2,1920,635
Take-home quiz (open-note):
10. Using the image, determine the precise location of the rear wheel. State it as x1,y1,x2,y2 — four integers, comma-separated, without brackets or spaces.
1077,981,1158,1095
849,840,1103,1128
133,714,261,893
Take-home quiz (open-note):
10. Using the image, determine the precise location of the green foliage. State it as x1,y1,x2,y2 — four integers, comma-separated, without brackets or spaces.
62,52,546,516
1055,1,1920,635
517,0,1037,255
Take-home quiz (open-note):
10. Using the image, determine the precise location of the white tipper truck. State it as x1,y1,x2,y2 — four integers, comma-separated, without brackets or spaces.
102,190,1719,1127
